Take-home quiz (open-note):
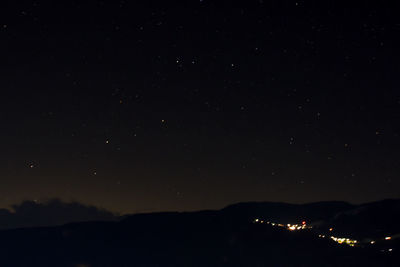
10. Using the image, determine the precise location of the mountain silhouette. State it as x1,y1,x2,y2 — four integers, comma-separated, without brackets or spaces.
0,200,399,266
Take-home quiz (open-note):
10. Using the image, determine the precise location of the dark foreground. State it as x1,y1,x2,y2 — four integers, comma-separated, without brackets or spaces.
0,200,399,266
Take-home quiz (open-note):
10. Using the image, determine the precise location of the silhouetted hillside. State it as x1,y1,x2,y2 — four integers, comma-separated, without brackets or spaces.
221,201,354,223
0,199,399,266
318,199,400,240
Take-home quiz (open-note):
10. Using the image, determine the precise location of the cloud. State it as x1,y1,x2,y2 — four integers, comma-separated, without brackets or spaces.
0,199,118,230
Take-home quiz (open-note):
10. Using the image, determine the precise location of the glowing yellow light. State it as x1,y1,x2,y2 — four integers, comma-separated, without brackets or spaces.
330,236,357,246
370,241,375,244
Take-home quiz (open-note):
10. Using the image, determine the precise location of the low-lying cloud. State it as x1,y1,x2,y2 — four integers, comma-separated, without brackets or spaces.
0,199,118,230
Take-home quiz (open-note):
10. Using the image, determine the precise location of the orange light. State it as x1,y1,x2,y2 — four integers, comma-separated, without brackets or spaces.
302,221,306,225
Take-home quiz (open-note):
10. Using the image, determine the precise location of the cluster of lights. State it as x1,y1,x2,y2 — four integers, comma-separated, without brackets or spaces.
318,234,358,247
253,219,311,231
254,218,396,251
287,222,308,231
329,236,358,247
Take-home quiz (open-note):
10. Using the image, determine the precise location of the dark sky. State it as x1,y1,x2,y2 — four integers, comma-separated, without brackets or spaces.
1,0,400,214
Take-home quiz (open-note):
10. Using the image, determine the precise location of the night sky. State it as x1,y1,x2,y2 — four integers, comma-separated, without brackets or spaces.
1,1,400,214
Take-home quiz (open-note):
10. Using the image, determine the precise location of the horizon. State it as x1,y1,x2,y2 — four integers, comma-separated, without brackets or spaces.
1,197,399,219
